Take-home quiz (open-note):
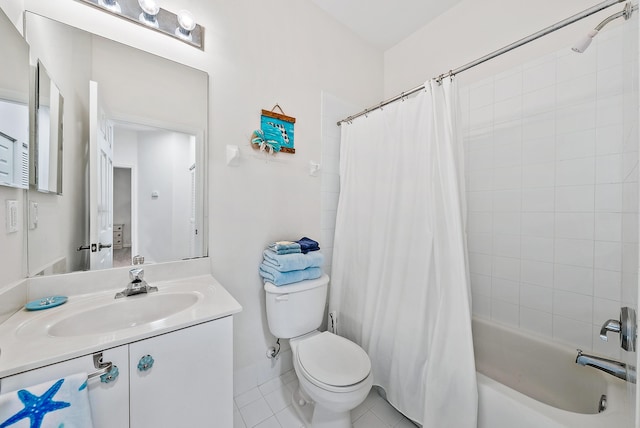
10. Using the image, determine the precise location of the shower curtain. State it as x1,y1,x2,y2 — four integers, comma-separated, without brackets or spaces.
329,78,477,427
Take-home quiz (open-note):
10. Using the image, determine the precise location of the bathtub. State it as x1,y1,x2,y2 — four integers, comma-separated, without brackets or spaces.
473,317,634,428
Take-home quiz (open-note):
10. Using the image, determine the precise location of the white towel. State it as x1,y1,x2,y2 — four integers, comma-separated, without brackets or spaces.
0,372,93,428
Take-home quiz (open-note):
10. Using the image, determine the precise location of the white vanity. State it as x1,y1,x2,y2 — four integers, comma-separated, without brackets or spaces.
0,271,242,428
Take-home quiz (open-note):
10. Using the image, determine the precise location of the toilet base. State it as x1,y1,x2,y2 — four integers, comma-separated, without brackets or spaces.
291,386,352,428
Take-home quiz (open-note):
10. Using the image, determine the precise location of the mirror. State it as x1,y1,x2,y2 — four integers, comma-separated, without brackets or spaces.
23,12,208,276
0,9,29,190
34,60,64,194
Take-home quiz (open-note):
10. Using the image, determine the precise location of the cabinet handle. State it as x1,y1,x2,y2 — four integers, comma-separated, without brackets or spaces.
100,365,120,383
137,354,155,372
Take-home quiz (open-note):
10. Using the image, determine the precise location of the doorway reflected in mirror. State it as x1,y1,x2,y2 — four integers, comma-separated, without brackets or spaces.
112,122,199,267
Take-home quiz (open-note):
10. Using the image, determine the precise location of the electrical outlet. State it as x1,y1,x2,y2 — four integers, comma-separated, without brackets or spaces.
5,200,18,233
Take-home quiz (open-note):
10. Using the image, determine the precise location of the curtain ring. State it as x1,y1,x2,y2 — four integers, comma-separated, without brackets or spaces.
364,108,368,118
379,102,384,111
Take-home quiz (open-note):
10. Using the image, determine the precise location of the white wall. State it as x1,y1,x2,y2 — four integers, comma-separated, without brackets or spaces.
384,0,628,95
14,0,383,397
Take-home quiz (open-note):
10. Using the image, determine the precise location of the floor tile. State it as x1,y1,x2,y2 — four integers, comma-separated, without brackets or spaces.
234,407,247,428
395,417,419,427
353,411,389,428
280,369,297,385
275,405,306,428
239,397,274,427
362,389,385,409
235,387,263,408
259,377,286,396
371,398,404,427
254,416,282,428
351,401,369,422
264,385,293,414
284,379,299,395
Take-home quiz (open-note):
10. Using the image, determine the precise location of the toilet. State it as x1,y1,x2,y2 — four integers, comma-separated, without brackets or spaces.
264,274,372,428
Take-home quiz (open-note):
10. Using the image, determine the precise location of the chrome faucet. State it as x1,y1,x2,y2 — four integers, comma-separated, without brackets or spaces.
575,349,636,383
114,268,158,299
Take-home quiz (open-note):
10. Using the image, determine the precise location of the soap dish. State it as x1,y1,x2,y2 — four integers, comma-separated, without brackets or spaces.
25,296,68,311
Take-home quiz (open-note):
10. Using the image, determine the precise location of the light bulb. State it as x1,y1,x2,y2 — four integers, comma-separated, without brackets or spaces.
176,9,196,40
139,0,160,28
99,0,122,13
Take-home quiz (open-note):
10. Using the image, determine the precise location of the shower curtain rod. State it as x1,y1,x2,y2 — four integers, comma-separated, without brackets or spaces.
337,0,627,126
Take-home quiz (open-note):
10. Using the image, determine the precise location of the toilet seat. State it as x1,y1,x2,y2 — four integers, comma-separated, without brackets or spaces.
296,332,371,392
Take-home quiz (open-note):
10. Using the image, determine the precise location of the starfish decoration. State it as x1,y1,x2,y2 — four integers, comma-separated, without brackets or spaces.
0,379,70,428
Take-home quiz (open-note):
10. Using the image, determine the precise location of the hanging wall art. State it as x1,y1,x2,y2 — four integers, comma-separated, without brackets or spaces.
251,104,296,154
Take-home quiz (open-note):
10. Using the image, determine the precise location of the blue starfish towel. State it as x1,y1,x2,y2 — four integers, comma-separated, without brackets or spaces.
0,372,93,428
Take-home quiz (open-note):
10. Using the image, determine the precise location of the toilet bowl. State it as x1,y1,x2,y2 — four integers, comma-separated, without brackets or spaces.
263,275,372,428
290,331,372,428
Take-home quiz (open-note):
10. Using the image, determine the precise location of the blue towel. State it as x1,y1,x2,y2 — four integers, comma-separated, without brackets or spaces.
0,372,93,428
297,237,320,254
259,263,323,286
267,241,302,255
263,250,324,272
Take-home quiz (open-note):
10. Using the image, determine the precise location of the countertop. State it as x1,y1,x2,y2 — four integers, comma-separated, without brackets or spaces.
0,274,242,378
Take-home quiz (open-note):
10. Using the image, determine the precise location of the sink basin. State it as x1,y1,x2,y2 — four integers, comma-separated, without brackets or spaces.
17,292,199,338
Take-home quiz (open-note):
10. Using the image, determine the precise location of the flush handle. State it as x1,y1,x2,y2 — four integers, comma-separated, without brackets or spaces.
275,295,289,302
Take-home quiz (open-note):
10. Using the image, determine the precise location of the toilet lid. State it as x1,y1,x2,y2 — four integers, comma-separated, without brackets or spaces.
297,332,371,387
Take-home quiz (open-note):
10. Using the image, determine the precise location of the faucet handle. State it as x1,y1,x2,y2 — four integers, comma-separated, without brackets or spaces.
599,307,637,352
129,268,144,282
600,319,621,341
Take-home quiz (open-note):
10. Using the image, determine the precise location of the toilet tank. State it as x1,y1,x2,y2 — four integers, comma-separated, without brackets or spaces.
264,274,329,339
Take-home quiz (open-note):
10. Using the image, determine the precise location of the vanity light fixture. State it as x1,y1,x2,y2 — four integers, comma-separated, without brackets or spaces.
76,0,204,49
138,0,160,28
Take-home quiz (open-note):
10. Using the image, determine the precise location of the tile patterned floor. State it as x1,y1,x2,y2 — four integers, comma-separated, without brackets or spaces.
234,370,418,428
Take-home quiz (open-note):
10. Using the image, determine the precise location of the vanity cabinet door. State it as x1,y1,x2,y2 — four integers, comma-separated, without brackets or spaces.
0,345,129,428
129,317,233,428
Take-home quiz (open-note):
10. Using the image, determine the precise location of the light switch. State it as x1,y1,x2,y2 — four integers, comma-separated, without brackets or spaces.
5,200,18,233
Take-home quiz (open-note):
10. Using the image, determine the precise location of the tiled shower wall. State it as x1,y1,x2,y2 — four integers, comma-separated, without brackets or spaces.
461,20,639,357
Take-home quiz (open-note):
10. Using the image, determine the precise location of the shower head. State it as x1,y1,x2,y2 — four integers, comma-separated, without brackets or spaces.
571,29,598,53
572,2,637,53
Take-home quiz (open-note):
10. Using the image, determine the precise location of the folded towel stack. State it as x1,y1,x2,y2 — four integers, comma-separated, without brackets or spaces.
260,237,323,286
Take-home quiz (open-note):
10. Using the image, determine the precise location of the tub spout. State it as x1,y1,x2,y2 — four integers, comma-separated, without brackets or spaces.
576,349,636,383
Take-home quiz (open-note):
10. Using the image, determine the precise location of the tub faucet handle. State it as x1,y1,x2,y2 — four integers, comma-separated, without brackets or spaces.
600,319,621,341
599,307,637,352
